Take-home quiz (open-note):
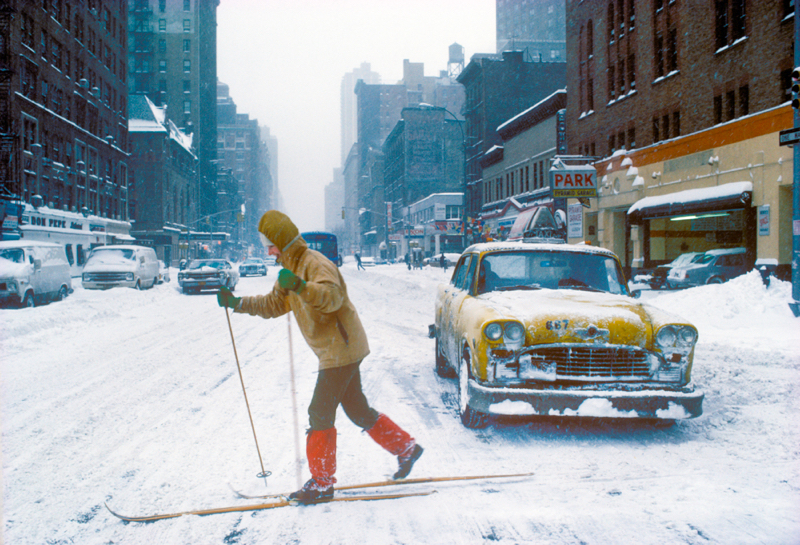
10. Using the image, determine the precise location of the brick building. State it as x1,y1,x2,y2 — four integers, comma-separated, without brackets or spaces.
128,94,197,264
457,50,567,220
566,0,794,277
1,0,130,220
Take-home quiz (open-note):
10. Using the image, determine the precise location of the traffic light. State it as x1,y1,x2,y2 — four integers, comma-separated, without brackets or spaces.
792,67,800,109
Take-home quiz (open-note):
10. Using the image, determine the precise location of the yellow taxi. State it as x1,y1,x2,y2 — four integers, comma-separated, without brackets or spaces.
431,233,703,428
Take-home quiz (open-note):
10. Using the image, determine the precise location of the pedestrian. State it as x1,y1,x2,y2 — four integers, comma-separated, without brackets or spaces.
404,252,411,270
439,253,447,272
217,211,423,504
355,252,365,271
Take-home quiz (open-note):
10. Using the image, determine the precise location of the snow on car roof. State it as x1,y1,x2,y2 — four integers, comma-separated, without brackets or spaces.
464,241,617,257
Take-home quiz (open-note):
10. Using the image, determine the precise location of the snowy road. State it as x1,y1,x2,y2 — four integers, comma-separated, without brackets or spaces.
2,263,799,544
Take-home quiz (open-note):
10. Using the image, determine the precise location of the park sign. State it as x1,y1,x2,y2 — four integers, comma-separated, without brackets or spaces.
550,162,597,198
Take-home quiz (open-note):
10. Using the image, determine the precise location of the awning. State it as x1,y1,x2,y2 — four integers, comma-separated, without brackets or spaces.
112,233,136,241
627,181,753,224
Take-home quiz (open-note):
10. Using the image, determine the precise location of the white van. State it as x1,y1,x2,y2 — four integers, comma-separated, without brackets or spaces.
0,241,73,308
82,245,159,290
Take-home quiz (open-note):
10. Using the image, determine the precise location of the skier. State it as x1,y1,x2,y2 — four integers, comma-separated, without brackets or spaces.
217,210,423,504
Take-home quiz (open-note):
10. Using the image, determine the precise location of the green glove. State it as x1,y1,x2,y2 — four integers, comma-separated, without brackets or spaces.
217,286,241,308
278,268,306,293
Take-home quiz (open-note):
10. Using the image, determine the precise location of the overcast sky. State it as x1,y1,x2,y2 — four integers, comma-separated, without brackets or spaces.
216,0,496,232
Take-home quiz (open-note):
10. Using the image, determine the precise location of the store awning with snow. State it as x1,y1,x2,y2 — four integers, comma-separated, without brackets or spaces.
627,181,753,224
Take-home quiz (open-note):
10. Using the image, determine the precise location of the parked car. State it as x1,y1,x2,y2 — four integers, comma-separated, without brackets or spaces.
239,257,267,276
158,260,171,284
667,247,748,288
648,252,702,289
360,256,377,267
0,241,72,308
431,240,703,429
178,258,239,294
82,245,159,290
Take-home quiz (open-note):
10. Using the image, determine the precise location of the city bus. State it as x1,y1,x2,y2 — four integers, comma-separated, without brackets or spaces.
301,231,342,266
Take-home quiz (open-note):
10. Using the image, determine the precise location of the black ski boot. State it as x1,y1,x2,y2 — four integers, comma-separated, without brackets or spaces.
393,444,424,479
288,478,335,504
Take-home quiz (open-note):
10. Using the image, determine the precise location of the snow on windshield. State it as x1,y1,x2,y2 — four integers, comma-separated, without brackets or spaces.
90,248,135,261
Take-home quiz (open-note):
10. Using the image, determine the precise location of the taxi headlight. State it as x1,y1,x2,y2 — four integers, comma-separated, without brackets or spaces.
126,272,134,281
484,323,503,341
678,326,697,345
656,326,677,348
504,322,524,343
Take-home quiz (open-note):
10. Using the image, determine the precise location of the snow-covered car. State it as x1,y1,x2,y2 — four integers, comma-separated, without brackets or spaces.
158,260,170,284
0,241,72,308
238,257,267,276
264,256,277,267
178,259,238,294
667,247,748,288
648,252,701,289
82,245,159,290
431,240,704,428
361,257,376,267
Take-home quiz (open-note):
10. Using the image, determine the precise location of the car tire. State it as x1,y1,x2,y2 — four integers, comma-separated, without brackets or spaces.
57,285,69,301
134,279,142,290
21,292,35,308
706,276,724,284
435,336,451,378
458,354,489,429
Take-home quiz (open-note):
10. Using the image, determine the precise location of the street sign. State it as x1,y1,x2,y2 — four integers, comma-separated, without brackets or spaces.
779,127,800,146
550,163,597,198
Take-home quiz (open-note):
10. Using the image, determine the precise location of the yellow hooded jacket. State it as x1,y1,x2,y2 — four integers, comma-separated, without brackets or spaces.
236,212,369,369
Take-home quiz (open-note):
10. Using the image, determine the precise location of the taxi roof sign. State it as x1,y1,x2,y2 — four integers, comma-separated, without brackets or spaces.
550,161,597,198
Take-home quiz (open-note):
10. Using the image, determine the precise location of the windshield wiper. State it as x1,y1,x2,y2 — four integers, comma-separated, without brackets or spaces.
495,284,542,292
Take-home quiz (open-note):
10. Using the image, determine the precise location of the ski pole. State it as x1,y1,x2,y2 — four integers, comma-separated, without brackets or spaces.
287,314,303,490
224,306,270,486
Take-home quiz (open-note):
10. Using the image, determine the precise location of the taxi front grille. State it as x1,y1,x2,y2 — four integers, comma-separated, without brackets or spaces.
531,345,651,379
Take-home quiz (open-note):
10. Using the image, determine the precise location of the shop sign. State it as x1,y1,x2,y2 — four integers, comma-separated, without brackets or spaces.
758,205,770,236
550,164,597,198
567,203,583,238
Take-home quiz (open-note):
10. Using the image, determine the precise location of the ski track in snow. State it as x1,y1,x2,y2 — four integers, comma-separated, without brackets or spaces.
2,265,799,544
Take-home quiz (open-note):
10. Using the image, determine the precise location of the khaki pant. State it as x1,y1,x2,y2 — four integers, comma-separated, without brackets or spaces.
308,361,379,431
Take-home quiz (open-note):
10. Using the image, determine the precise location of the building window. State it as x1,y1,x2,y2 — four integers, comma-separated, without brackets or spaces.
714,94,723,124
739,85,749,116
183,59,191,72
183,79,191,93
608,134,616,154
159,0,166,12
158,39,166,53
654,34,664,78
184,0,191,10
627,127,636,149
726,90,735,121
608,3,615,43
716,0,747,50
587,20,594,57
183,101,191,114
159,19,166,32
183,19,191,32
781,69,793,104
608,64,616,100
667,29,678,72
628,54,636,90
183,39,190,53
158,79,167,93
784,0,795,18
661,114,670,140
588,78,594,110
672,112,680,137
653,117,660,142
618,58,625,95
158,60,166,73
